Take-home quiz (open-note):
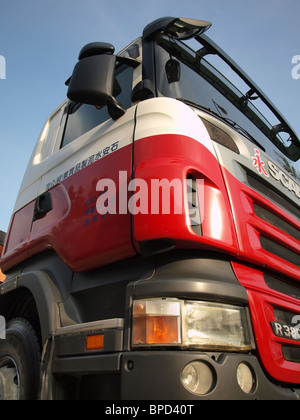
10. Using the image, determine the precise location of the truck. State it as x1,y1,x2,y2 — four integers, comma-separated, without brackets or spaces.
0,16,299,400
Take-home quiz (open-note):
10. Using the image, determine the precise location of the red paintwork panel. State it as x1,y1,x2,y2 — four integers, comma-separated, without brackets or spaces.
4,203,34,254
1,201,35,271
132,134,238,255
1,133,298,281
28,143,136,273
0,143,136,273
223,163,300,384
1,133,238,273
233,262,300,384
221,166,300,281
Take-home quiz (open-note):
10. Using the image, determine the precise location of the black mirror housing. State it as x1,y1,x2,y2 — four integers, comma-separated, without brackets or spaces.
78,42,115,60
67,53,117,106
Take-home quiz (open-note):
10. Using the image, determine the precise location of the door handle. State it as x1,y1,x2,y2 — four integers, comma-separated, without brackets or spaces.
33,192,53,222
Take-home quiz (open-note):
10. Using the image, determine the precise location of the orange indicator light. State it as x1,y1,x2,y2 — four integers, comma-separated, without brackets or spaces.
86,334,104,350
132,299,181,346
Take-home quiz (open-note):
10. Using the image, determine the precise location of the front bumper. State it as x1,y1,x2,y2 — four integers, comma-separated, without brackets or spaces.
121,351,300,400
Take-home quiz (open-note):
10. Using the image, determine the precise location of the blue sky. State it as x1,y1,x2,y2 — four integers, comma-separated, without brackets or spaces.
0,0,299,232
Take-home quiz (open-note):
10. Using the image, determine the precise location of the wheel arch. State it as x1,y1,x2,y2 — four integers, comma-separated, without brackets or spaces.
0,271,62,345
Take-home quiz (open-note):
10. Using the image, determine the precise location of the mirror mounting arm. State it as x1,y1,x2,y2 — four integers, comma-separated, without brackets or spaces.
106,96,126,120
116,55,141,68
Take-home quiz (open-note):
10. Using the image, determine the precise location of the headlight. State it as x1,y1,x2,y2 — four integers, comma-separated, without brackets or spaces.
183,301,251,351
132,298,251,352
132,299,181,345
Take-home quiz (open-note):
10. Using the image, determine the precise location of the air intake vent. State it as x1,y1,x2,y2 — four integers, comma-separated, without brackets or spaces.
246,171,300,221
187,174,202,235
282,346,300,364
260,236,300,268
264,274,300,301
253,204,300,242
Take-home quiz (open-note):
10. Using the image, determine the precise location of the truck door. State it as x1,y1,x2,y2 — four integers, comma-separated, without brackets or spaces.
28,59,138,272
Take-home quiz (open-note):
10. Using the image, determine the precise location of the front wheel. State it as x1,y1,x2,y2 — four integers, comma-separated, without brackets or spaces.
0,318,41,400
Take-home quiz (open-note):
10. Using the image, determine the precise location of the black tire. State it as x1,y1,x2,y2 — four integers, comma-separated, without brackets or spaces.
0,318,41,400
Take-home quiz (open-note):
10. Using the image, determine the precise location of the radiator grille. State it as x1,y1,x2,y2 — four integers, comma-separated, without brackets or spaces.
260,236,300,268
246,171,300,221
264,273,300,301
282,346,300,364
254,204,300,242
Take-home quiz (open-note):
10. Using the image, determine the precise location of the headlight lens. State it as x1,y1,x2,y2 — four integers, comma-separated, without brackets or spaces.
183,301,251,351
132,298,251,351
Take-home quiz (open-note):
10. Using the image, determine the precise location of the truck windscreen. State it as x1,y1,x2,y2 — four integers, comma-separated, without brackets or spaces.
154,35,300,181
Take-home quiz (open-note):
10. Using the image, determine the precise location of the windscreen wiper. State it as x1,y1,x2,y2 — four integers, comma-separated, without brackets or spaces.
177,98,265,150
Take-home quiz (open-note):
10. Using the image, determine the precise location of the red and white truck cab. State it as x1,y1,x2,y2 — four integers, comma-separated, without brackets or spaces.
0,17,299,400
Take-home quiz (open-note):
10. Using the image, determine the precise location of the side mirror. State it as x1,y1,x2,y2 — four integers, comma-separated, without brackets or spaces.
67,42,125,119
